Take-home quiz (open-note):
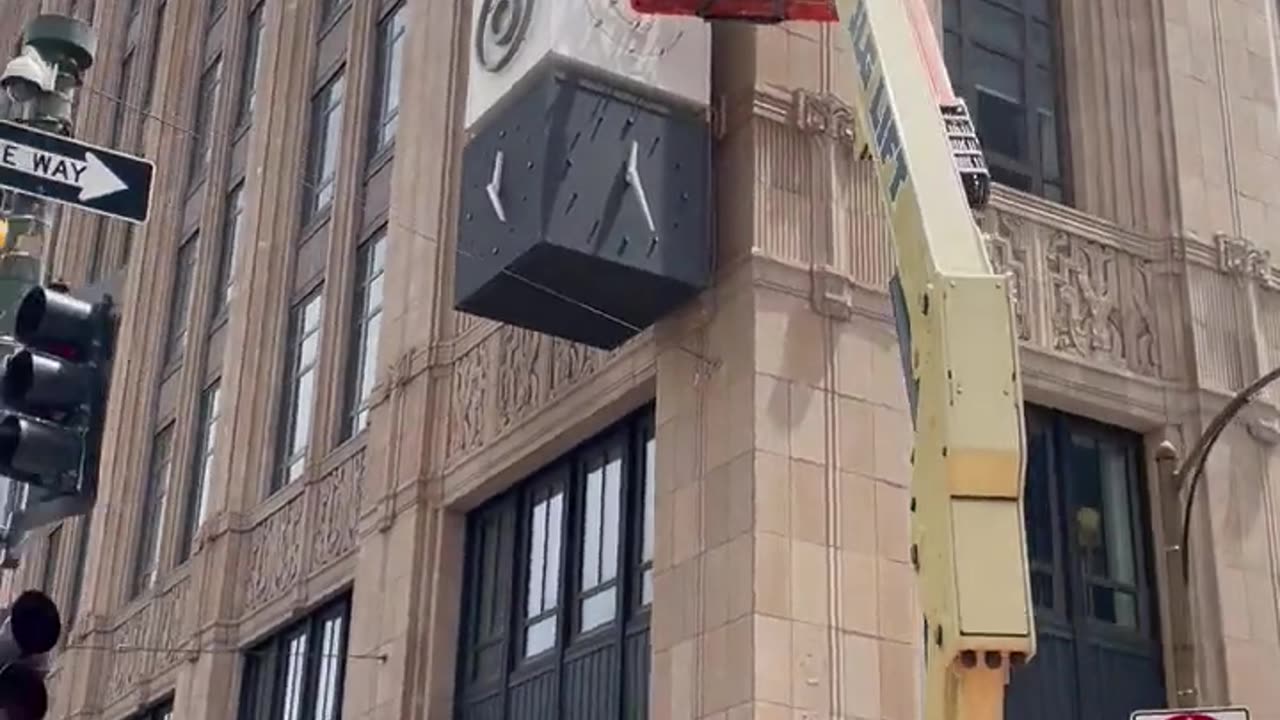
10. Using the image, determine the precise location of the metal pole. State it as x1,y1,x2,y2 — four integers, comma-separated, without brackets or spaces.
0,14,96,564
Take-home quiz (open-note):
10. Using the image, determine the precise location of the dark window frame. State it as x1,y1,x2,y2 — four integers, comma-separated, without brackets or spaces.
41,525,62,597
272,287,325,494
177,380,222,563
235,1,265,131
339,228,387,442
367,2,406,160
941,0,1070,203
130,423,176,599
301,70,346,226
162,232,199,370
186,54,225,194
210,181,245,323
127,698,174,720
456,406,654,720
237,594,352,720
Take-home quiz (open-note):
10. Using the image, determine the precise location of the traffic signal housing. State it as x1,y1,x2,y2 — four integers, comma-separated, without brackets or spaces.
0,284,114,533
0,589,62,720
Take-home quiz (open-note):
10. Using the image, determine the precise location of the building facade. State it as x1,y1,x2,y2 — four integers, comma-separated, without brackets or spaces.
0,0,1277,719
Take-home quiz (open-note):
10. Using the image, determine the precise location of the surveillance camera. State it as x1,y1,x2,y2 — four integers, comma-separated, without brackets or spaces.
0,47,57,103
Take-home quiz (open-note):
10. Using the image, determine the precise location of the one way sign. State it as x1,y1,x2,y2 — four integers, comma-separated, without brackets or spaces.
0,119,154,225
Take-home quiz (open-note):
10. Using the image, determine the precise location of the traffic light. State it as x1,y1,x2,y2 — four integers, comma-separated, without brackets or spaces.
0,589,61,720
0,284,115,534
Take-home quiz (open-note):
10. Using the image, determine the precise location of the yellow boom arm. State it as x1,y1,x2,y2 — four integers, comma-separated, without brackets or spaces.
834,1,1035,719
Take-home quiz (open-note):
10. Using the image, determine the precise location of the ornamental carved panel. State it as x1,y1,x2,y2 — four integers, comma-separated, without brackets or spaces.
103,605,152,703
975,206,1161,377
311,448,366,568
445,327,614,465
448,339,489,458
495,326,546,433
980,210,1034,342
243,496,305,613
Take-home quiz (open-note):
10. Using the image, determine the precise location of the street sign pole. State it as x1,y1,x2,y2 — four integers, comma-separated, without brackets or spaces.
0,14,98,567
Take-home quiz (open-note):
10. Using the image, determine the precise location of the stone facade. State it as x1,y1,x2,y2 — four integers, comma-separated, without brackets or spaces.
0,0,1277,719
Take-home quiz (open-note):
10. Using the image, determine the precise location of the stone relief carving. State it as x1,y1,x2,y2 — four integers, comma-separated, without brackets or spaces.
312,449,367,568
444,328,614,464
104,606,151,702
448,340,489,457
244,497,305,613
1217,233,1275,287
550,337,605,395
1047,232,1126,365
1127,258,1160,375
980,210,1033,342
496,326,544,432
792,90,857,144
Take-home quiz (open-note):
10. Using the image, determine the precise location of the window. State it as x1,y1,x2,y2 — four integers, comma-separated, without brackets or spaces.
274,291,324,492
66,515,91,632
111,50,135,145
236,3,265,128
238,596,350,720
187,57,224,190
456,407,654,720
1004,406,1164,720
128,699,174,720
211,183,245,319
340,233,386,440
303,73,345,222
163,235,198,367
138,1,167,149
368,5,406,156
178,382,221,563
318,0,348,28
942,0,1066,201
41,526,61,596
131,425,175,598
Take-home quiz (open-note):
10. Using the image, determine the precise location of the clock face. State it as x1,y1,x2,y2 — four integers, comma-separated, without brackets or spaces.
580,0,687,59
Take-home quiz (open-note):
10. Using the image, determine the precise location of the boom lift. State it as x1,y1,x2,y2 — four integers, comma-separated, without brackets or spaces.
633,1,1036,719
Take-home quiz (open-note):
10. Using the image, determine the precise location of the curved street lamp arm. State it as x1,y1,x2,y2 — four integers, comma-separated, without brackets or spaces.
1178,363,1280,580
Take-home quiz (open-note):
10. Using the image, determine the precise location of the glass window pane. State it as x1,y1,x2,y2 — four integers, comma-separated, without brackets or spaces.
525,615,555,657
601,453,621,582
1031,20,1051,66
313,617,343,720
1039,110,1060,181
976,90,1026,161
238,4,264,126
526,499,547,617
581,463,602,589
1099,443,1136,585
642,436,655,564
972,45,1023,102
544,491,562,608
972,0,1023,56
580,586,616,633
282,633,308,720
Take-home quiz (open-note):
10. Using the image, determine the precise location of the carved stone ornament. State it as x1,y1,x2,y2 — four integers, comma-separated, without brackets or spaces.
445,328,612,463
1216,233,1275,287
311,448,366,568
792,89,856,144
496,326,545,432
979,209,1033,342
243,497,306,613
475,0,535,72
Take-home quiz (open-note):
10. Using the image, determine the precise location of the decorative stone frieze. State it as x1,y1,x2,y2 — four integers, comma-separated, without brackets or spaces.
101,576,190,706
444,324,615,466
1216,233,1276,288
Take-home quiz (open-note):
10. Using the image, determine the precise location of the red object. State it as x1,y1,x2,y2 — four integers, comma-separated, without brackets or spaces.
630,0,838,23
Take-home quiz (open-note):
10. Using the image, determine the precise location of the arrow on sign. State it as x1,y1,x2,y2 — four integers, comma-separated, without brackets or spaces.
0,120,155,225
0,142,128,202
